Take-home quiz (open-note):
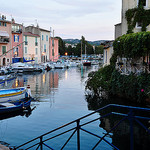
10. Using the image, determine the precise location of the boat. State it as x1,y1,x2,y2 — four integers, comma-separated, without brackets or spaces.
11,62,35,73
83,60,91,66
0,97,32,115
0,87,27,103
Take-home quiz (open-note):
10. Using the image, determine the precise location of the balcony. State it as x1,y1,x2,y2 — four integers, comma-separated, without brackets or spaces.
0,38,9,43
12,29,22,34
35,42,38,46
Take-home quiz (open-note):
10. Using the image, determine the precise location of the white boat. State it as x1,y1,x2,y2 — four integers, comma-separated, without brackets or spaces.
0,87,27,103
54,61,65,69
11,62,35,73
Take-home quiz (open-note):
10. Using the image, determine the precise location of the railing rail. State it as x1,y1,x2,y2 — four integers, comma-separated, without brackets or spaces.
12,104,150,150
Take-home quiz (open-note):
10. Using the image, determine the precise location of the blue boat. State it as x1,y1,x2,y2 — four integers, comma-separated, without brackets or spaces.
0,87,27,102
0,98,32,114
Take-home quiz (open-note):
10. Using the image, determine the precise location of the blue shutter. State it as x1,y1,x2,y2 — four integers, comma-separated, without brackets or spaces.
14,35,15,42
18,35,19,42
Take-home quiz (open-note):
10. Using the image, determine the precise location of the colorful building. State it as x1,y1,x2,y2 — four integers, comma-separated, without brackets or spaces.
49,37,59,62
0,16,12,66
11,20,24,63
23,32,41,64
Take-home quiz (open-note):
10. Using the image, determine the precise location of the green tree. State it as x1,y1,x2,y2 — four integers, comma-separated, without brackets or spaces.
95,45,104,54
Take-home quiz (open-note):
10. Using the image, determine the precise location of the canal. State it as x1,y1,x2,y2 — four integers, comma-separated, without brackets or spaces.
0,66,150,149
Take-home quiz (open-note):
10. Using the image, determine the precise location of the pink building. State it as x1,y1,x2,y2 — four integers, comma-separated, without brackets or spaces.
11,20,24,63
0,16,12,66
49,38,59,62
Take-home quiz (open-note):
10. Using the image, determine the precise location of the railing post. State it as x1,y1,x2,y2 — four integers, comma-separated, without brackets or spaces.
129,109,134,150
76,119,80,150
40,136,43,150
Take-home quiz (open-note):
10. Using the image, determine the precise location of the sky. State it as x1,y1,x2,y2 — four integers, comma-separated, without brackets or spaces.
0,0,122,41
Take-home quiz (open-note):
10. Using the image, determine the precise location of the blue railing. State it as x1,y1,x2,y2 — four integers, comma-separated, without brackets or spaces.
12,104,150,150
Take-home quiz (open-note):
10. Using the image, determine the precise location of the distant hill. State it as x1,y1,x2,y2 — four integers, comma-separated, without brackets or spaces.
63,39,107,46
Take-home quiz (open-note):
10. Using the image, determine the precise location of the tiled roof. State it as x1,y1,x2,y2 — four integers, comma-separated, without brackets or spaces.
23,32,40,37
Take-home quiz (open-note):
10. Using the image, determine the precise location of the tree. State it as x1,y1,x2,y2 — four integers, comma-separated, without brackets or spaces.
95,45,104,54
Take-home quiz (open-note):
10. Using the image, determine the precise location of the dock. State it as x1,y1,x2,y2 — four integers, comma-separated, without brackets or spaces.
0,144,9,150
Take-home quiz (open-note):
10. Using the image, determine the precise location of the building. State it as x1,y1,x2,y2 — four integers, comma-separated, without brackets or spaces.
114,0,150,75
11,19,24,63
23,32,41,64
49,37,59,62
25,26,59,63
115,0,150,36
0,15,12,66
103,41,114,66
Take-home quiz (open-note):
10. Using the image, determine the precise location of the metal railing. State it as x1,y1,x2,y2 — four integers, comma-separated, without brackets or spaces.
12,104,150,150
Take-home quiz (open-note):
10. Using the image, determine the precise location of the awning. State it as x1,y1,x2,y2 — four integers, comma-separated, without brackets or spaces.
0,31,9,37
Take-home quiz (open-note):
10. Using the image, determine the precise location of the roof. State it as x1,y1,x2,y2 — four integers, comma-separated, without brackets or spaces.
0,19,11,23
23,32,40,37
39,28,50,32
102,40,114,49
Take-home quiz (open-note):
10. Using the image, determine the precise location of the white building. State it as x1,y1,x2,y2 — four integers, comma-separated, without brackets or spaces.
39,28,50,63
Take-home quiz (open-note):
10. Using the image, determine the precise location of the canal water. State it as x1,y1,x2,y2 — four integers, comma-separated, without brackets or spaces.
0,66,150,149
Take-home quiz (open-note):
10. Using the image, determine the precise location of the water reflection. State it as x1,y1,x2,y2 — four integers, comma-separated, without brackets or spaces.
0,106,35,121
86,95,150,150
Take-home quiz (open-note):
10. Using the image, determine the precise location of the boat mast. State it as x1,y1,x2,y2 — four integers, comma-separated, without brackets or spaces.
81,40,82,63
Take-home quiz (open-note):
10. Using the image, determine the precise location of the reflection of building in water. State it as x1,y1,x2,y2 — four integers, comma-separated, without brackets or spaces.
23,71,59,95
12,78,24,88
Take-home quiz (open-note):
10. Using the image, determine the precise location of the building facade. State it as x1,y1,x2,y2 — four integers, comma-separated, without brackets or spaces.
0,16,12,66
121,0,150,35
40,28,50,63
23,32,41,64
49,38,59,62
11,21,24,63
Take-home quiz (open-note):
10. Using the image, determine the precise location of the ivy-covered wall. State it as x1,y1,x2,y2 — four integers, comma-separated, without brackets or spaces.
125,1,150,33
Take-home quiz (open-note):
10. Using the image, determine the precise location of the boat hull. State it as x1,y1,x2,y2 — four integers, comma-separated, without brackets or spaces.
0,87,27,103
0,98,32,115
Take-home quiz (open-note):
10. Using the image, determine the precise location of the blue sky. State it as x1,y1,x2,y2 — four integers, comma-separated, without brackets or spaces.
0,0,122,41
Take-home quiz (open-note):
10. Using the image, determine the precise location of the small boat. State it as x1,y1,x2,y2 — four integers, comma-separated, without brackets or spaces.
83,60,91,66
0,87,27,103
0,98,32,115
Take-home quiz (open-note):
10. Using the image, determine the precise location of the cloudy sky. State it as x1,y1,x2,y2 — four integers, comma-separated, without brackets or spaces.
0,0,122,41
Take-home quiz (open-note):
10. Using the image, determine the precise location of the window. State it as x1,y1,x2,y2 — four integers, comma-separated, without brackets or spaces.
136,22,142,28
138,0,147,7
44,44,46,52
4,23,7,27
0,22,1,26
46,35,48,41
25,47,27,54
2,46,6,54
35,48,38,55
14,35,19,42
35,37,38,46
35,37,37,43
7,59,9,63
25,36,28,45
42,35,44,41
13,47,18,56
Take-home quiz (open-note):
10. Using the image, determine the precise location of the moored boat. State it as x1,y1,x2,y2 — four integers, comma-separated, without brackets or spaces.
0,97,32,114
0,87,27,103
